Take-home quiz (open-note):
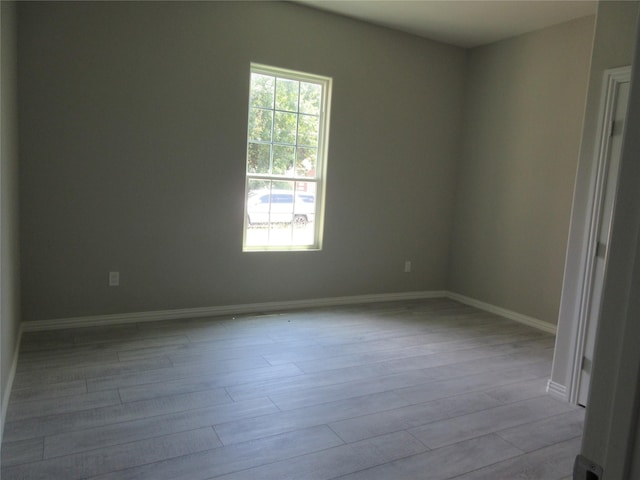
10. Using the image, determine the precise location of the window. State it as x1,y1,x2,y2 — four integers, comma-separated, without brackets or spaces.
243,64,332,251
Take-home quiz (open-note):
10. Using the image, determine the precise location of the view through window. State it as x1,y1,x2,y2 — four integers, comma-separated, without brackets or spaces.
243,64,331,251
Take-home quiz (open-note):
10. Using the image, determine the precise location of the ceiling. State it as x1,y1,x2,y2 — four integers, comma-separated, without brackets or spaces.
299,0,597,48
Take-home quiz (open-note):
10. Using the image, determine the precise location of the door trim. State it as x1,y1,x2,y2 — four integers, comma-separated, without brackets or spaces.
567,66,631,405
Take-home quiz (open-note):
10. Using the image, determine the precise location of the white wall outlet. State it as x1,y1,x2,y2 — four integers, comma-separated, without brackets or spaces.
109,271,120,286
404,261,412,273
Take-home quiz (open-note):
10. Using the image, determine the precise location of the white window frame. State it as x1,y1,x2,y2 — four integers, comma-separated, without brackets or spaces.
243,63,332,252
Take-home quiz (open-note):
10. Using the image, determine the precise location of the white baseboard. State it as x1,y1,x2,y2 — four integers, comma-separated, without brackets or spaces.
21,290,448,332
1,324,22,445
20,290,557,335
445,292,557,335
546,379,569,402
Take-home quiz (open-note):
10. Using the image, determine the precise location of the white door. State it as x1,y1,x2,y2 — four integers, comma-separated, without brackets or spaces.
578,77,630,406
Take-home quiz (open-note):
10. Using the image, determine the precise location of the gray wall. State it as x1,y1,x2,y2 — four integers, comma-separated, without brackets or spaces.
1,0,21,437
18,1,466,322
17,2,597,328
448,16,595,324
550,0,639,404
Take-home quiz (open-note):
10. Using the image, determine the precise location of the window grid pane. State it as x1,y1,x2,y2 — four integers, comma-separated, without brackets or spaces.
250,74,275,109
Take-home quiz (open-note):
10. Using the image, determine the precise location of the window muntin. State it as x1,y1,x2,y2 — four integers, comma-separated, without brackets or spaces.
243,64,331,251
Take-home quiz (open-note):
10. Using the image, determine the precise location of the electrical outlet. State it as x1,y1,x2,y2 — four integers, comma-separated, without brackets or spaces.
109,271,120,286
404,261,412,273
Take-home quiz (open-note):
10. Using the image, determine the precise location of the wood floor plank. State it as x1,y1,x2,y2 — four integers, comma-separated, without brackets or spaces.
43,396,278,459
9,379,88,403
0,437,44,467
2,427,220,480
417,353,551,386
225,349,550,403
16,351,121,373
167,351,271,369
394,364,542,406
114,363,303,402
332,434,523,480
86,425,344,480
210,430,427,480
329,379,556,450
263,329,547,368
483,376,551,403
19,330,75,353
408,396,577,449
117,337,315,363
448,436,581,479
297,339,553,377
3,387,233,443
12,356,174,389
88,361,303,394
495,408,585,452
225,361,428,402
17,335,191,371
329,390,504,444
69,324,141,345
6,389,122,422
268,370,434,411
75,334,191,351
214,391,412,445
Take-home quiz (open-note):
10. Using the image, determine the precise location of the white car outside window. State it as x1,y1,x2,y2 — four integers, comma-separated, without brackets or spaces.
247,189,315,226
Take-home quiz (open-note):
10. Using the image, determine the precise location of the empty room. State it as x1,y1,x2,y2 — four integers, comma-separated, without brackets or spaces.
2,1,640,479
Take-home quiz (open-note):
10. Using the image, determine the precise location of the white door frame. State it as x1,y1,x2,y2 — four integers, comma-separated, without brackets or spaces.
566,66,631,405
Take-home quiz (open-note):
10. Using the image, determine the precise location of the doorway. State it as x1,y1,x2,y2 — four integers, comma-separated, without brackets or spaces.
572,66,630,406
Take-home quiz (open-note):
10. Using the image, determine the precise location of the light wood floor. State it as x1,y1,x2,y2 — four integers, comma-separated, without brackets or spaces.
1,298,583,479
